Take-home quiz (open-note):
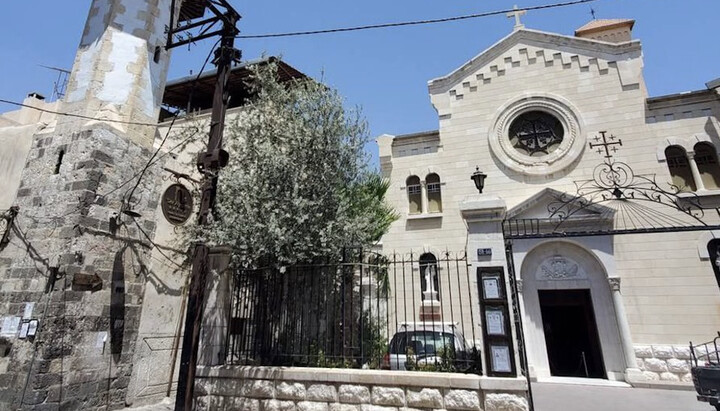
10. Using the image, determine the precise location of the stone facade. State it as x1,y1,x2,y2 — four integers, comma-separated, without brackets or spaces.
376,19,720,386
0,126,161,410
634,344,693,383
194,366,529,411
0,0,177,409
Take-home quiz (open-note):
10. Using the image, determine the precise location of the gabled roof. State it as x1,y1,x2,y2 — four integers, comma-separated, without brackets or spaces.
575,19,635,36
427,28,641,94
503,188,616,239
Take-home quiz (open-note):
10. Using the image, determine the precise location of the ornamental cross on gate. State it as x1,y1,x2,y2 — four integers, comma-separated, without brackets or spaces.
589,131,623,159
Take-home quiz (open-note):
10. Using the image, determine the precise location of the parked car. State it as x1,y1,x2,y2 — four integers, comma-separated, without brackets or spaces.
690,332,720,410
382,322,479,373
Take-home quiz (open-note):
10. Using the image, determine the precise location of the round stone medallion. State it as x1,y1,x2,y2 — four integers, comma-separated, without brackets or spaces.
489,94,585,176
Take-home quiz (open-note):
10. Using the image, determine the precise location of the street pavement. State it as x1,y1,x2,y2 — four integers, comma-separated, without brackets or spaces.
532,381,708,411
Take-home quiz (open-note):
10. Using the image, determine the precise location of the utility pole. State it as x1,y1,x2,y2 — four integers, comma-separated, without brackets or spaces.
166,1,241,409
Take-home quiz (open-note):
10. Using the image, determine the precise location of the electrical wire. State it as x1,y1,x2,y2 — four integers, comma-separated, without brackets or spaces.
0,1,596,125
6,41,220,272
123,37,221,207
0,38,220,130
0,98,205,129
131,216,186,270
236,0,596,39
0,98,163,127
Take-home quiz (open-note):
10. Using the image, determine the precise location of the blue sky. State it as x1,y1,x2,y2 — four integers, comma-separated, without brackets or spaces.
1,1,718,163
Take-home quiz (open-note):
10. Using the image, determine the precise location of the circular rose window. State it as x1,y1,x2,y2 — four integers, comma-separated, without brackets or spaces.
488,94,585,176
509,111,564,157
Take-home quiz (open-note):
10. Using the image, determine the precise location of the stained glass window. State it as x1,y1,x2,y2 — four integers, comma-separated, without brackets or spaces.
509,111,564,157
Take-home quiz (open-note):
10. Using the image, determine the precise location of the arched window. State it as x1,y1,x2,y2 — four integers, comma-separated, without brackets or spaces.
665,146,696,191
426,173,442,213
694,143,720,190
419,253,439,301
407,176,422,214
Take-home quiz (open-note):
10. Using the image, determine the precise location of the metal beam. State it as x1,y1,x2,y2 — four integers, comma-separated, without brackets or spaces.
503,223,720,240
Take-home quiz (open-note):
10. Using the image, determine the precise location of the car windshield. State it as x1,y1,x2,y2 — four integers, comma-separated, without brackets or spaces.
389,331,456,356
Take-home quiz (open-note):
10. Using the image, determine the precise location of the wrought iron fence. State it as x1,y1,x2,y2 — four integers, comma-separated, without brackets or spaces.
690,332,720,367
225,248,482,373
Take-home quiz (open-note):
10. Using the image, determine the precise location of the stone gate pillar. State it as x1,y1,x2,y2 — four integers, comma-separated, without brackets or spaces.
459,195,524,378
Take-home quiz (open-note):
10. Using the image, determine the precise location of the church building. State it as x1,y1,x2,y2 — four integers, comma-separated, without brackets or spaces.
377,17,720,385
0,1,719,408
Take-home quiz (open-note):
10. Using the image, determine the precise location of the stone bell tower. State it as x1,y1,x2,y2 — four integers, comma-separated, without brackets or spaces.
0,1,180,409
63,0,176,146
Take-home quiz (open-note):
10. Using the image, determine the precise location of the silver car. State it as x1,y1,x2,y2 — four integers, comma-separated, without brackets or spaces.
382,322,476,372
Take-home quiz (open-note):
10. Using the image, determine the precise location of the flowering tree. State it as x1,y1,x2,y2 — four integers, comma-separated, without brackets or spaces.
203,63,396,267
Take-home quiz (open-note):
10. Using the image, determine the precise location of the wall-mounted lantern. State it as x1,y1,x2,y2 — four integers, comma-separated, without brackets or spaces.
471,167,488,194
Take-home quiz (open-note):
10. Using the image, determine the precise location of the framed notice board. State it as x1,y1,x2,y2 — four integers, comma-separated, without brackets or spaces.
478,267,516,377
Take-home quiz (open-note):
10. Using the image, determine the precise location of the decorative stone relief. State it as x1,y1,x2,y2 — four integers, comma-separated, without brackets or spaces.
488,94,585,176
607,277,621,292
535,255,586,280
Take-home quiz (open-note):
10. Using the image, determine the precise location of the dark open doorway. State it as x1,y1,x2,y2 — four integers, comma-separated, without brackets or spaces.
539,289,605,378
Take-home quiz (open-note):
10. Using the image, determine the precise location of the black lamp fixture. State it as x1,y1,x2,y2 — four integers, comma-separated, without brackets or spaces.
471,167,487,194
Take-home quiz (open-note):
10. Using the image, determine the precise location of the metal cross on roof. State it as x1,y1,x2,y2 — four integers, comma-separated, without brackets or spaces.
589,131,623,159
506,5,527,30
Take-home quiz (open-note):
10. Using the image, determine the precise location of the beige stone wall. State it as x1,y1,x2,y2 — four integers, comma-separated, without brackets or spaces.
195,366,529,411
126,113,208,405
0,96,60,210
380,34,649,257
616,231,720,344
379,28,720,357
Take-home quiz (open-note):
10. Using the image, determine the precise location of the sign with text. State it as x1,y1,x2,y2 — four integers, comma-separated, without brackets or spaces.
477,248,492,258
162,183,194,225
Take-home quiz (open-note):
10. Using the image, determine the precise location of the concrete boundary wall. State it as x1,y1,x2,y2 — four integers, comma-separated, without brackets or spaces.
195,366,529,411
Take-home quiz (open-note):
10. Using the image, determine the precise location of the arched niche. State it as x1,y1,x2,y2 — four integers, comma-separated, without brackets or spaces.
519,240,626,381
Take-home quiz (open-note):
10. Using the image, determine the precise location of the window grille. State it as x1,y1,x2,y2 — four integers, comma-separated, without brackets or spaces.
427,182,441,193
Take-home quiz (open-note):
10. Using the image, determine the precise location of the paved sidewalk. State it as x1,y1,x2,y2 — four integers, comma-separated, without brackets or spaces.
532,381,708,411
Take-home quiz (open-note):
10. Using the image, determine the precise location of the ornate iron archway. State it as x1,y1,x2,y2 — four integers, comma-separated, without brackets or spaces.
501,131,720,396
503,131,720,240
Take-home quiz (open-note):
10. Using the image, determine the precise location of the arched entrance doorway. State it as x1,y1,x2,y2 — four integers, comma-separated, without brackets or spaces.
519,240,626,380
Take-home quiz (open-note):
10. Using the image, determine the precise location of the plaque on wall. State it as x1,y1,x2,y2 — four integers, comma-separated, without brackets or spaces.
18,322,29,339
485,307,505,336
482,276,501,300
161,183,194,225
490,344,512,373
478,267,516,376
0,316,20,338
